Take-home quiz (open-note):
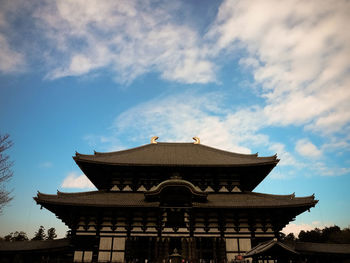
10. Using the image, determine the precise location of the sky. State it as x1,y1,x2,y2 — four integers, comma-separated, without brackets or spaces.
0,0,349,239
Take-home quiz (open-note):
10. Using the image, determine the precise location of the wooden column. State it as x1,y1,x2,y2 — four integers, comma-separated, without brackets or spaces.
213,237,217,261
147,237,152,260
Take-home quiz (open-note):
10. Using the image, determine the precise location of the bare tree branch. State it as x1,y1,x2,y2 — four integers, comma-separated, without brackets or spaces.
0,133,13,214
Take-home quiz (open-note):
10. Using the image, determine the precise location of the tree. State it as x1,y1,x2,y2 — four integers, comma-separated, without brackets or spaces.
298,228,322,242
296,225,350,243
32,225,46,240
4,231,28,241
321,225,341,242
330,227,350,243
0,134,13,213
284,233,296,243
46,227,57,240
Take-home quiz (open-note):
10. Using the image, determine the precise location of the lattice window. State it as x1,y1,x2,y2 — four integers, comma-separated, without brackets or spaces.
225,238,251,261
73,250,92,262
98,237,125,262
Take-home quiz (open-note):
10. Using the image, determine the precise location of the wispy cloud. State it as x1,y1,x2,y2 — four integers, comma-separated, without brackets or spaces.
269,142,299,167
1,0,349,164
0,35,25,73
0,2,25,73
2,0,350,138
61,172,95,189
85,91,349,180
111,92,268,153
207,0,350,134
313,162,350,177
32,0,350,150
34,0,215,84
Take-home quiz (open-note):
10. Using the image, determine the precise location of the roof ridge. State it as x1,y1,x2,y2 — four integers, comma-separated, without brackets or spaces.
195,143,261,159
76,142,278,160
36,191,57,197
251,192,317,201
76,143,153,157
251,192,296,198
57,190,103,197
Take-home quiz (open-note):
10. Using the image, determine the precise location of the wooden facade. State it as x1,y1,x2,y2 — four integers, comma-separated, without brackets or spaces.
35,140,317,262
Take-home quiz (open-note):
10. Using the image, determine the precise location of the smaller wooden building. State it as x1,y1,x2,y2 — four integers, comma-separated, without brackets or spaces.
0,239,72,263
245,239,350,263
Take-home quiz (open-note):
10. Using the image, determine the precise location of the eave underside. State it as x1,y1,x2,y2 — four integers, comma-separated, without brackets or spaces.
35,191,316,208
75,162,277,192
34,191,317,233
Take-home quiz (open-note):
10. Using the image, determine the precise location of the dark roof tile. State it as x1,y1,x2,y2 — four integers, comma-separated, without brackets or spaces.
35,191,317,209
295,242,350,254
0,239,70,251
245,239,298,257
74,142,278,167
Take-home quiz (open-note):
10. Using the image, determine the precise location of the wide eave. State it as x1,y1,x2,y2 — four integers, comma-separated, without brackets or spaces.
34,191,317,210
34,190,317,230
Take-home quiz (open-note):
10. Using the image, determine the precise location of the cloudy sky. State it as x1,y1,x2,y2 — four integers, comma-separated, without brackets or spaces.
1,0,349,238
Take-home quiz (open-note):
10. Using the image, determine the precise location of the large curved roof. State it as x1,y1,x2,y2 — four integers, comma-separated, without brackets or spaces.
74,142,278,167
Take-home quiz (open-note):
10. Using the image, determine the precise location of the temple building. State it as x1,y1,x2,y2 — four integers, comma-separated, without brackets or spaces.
34,137,317,262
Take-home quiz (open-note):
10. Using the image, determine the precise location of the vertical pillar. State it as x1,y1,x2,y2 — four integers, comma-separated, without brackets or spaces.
213,237,217,262
93,215,102,263
125,237,131,262
190,237,197,261
181,238,187,260
165,238,170,261
147,237,152,261
154,237,160,262
221,239,225,263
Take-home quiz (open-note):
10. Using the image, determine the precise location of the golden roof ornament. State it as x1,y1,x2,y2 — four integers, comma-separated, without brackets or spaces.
193,137,200,144
151,136,159,144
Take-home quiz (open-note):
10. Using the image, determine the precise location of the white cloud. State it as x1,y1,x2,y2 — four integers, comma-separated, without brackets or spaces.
321,135,350,154
85,91,350,179
35,0,216,84
295,139,322,159
3,0,349,141
0,34,25,74
61,172,95,189
269,142,299,167
0,1,26,73
313,162,350,177
112,92,269,153
208,0,350,134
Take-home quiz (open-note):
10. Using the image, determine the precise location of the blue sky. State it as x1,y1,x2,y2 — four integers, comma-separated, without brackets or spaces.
1,0,349,238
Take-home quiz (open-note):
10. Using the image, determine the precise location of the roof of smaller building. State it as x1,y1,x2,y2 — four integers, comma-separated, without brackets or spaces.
0,239,70,252
245,239,298,258
295,242,350,255
74,142,278,167
245,240,350,258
